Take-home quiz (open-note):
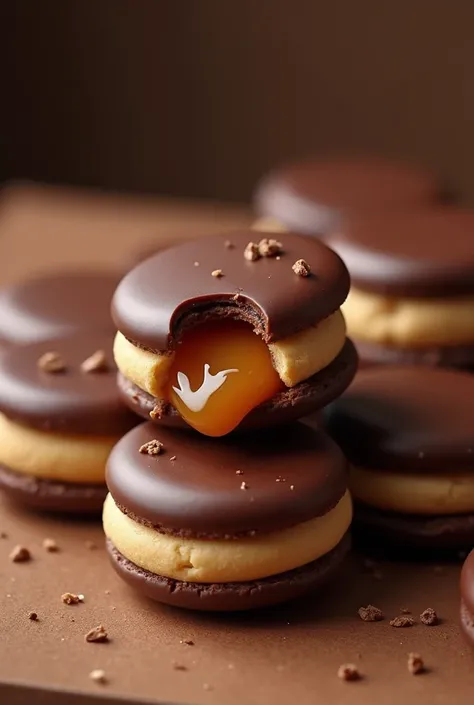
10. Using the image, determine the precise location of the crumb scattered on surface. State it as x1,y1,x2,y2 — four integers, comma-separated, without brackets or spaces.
85,625,109,643
194,261,200,267
85,540,97,550
211,269,224,278
28,611,38,621
225,240,234,249
258,238,283,257
139,439,164,456
169,455,177,462
0,531,7,539
81,349,109,373
10,545,31,563
61,592,84,605
289,485,294,490
244,242,260,261
358,605,383,622
180,639,194,646
173,663,188,671
43,538,59,552
149,406,162,420
37,351,66,373
89,669,107,684
292,259,311,277
240,481,249,490
390,615,415,628
407,653,425,675
420,607,438,626
236,469,243,475
337,664,361,681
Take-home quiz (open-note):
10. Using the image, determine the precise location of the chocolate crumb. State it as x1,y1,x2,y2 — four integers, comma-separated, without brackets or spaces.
139,439,164,456
420,607,438,626
28,611,38,621
10,545,31,563
149,406,163,420
37,351,66,373
173,663,187,671
61,592,84,605
292,259,311,277
244,242,260,261
43,538,59,552
211,269,224,278
225,240,234,249
0,531,7,539
337,664,360,681
85,625,108,643
240,481,249,490
85,540,97,550
407,653,425,675
390,615,415,628
89,669,107,685
169,455,177,462
358,605,383,622
80,349,109,373
180,639,194,646
236,469,243,475
258,238,283,257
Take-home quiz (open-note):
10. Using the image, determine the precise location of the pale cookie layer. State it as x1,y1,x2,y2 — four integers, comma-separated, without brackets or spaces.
0,413,115,484
114,310,346,397
103,491,352,583
351,466,474,515
343,287,474,347
251,216,289,233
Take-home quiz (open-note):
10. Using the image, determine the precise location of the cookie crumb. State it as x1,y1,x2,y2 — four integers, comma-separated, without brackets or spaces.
28,611,38,621
211,269,224,278
289,485,294,490
37,351,66,373
89,669,107,685
292,259,311,277
244,242,260,261
43,538,59,552
180,639,194,646
0,531,7,539
225,240,234,249
173,663,187,671
85,625,108,643
240,481,249,490
139,439,164,456
81,349,109,373
337,664,360,681
61,592,84,605
258,238,283,257
358,605,383,622
194,261,200,267
236,469,243,475
149,406,163,420
420,607,438,626
169,455,177,462
407,653,425,675
10,545,31,563
390,615,415,628
85,540,97,550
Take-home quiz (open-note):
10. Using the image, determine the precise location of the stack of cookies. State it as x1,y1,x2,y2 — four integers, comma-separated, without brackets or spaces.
103,230,358,610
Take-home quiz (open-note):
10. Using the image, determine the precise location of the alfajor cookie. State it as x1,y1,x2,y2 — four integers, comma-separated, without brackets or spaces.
325,366,474,549
112,230,357,437
104,422,352,611
0,333,137,513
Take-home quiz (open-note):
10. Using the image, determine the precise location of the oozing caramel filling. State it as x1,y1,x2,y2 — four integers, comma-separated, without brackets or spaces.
165,320,283,436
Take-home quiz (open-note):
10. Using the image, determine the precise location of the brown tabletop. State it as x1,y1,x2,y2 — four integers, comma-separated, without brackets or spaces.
0,184,472,705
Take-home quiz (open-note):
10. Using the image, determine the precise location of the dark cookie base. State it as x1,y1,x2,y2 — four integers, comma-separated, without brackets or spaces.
460,600,474,647
354,503,474,551
355,339,474,371
0,464,107,514
118,337,358,431
106,532,351,611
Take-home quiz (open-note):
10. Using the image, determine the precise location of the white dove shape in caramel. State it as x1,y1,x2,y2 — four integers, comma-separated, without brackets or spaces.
172,364,239,412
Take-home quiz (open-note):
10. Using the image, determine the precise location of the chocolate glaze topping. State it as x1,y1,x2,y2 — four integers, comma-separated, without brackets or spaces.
106,422,348,537
0,270,119,344
325,366,474,473
0,333,137,435
112,231,349,351
461,550,474,620
329,209,474,297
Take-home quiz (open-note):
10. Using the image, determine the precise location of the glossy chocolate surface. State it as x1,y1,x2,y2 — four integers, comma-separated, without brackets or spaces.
0,333,137,435
325,366,474,473
329,209,474,297
355,339,474,371
112,230,349,350
106,422,348,537
0,270,119,344
461,550,474,620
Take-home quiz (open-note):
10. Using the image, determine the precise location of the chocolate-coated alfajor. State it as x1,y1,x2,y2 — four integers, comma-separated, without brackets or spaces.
112,230,357,437
104,422,352,611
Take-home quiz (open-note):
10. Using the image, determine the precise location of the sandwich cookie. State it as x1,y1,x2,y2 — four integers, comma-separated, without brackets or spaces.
112,230,357,437
254,157,445,237
461,550,474,646
0,333,137,513
0,270,119,345
325,367,474,549
104,422,352,611
329,210,474,370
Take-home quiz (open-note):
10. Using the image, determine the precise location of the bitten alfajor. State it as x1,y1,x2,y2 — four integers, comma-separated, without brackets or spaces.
253,157,445,237
104,422,352,611
0,333,137,513
329,210,474,370
112,230,357,437
325,366,474,549
461,550,474,646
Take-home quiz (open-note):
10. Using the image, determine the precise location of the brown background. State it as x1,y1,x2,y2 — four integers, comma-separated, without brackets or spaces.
2,0,474,202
